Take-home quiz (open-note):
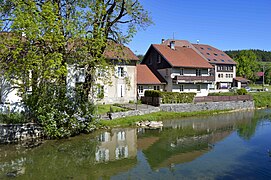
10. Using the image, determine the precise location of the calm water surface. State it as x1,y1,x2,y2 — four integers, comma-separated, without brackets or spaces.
1,109,271,179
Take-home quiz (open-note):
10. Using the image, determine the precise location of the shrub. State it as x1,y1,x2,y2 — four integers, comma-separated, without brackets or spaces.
237,88,248,95
144,90,161,97
144,90,196,104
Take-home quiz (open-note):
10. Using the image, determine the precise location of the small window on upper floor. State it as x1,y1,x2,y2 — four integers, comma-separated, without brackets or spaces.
208,47,212,50
207,53,210,55
200,47,204,50
118,67,124,78
221,59,225,62
207,58,211,61
214,53,218,56
213,59,217,61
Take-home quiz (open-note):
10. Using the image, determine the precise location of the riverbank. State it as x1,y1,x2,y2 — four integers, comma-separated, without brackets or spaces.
98,109,237,128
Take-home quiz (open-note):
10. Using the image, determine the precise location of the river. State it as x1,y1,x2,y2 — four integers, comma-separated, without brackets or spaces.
1,109,271,179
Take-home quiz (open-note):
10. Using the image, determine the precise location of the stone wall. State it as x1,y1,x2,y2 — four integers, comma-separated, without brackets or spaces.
109,107,160,120
160,100,255,112
0,123,43,144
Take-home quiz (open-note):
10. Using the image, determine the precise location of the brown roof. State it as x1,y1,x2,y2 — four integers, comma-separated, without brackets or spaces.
104,44,139,61
137,64,166,84
192,44,237,65
234,77,249,82
152,44,213,68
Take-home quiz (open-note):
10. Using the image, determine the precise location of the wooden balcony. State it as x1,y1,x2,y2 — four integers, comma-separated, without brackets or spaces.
173,76,215,84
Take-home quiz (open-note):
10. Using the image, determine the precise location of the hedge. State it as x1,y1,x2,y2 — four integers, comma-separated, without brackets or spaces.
144,90,196,104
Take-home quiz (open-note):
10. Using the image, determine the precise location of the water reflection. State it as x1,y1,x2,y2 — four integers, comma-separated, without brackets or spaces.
1,109,271,179
96,128,137,163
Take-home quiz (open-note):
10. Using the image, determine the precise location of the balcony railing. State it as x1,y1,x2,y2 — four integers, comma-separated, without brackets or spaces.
173,76,215,84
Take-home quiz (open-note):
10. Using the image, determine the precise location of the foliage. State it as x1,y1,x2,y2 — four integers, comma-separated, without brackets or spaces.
144,90,196,104
0,113,31,124
236,88,248,95
250,92,271,108
0,0,151,138
144,90,161,97
231,50,260,81
225,49,271,62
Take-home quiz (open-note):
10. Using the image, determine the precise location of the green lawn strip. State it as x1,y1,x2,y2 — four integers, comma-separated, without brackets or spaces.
95,104,127,115
98,110,231,128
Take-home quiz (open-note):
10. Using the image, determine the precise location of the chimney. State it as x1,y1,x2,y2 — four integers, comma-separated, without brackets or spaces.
169,41,175,50
161,38,165,44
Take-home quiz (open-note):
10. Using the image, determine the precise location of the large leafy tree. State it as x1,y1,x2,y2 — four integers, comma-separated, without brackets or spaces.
234,50,260,81
0,0,151,138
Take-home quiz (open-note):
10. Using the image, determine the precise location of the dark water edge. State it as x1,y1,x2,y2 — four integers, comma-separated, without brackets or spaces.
1,109,271,179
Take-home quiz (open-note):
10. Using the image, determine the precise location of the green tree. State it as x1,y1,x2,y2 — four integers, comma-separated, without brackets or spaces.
234,50,260,81
0,0,152,138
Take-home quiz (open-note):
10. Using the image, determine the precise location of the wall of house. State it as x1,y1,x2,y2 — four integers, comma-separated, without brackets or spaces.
214,64,236,89
171,68,209,77
157,68,173,92
172,83,209,96
97,64,137,104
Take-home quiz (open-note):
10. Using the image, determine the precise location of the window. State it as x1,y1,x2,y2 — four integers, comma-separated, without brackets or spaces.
138,85,143,93
214,53,218,56
180,84,184,92
207,53,210,55
230,74,233,78
200,47,204,50
208,47,212,50
157,54,161,63
213,59,217,61
197,84,201,91
154,85,160,91
180,68,184,75
196,69,201,76
226,74,228,78
221,59,225,62
207,58,211,61
230,66,233,70
118,67,124,77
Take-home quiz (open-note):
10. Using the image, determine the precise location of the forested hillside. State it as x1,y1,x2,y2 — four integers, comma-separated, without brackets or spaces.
225,49,271,62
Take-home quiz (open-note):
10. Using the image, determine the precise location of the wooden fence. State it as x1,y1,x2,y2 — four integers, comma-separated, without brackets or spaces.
194,95,253,103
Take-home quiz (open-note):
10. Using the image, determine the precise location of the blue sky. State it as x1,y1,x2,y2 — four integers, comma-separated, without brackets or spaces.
128,0,271,55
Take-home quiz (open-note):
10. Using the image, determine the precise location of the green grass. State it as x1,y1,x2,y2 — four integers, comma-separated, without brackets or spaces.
95,104,127,115
98,110,231,128
250,91,271,108
249,84,271,90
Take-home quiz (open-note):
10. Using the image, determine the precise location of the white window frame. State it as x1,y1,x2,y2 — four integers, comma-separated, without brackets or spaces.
154,85,160,91
138,85,143,93
197,84,201,92
196,69,201,76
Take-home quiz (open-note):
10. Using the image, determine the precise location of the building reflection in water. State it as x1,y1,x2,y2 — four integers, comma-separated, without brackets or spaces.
95,128,137,163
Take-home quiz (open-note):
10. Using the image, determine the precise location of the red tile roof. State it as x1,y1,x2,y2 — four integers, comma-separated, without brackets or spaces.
234,77,249,82
137,64,166,84
104,44,139,61
192,44,236,65
152,44,213,68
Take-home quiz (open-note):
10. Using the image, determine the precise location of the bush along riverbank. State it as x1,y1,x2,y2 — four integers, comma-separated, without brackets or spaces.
250,92,271,108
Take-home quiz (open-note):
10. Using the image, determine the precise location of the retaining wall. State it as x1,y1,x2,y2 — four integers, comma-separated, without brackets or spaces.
160,100,255,112
109,107,160,120
0,123,43,144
